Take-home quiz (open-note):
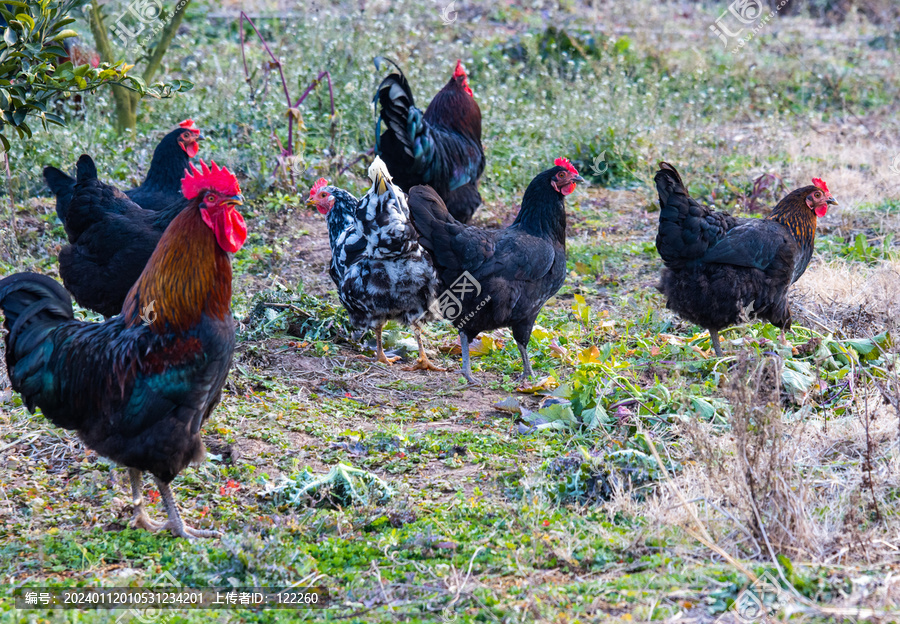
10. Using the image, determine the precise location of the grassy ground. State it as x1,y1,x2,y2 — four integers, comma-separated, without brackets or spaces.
2,1,900,622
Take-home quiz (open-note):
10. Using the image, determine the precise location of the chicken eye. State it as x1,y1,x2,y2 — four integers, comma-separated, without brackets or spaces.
205,193,216,204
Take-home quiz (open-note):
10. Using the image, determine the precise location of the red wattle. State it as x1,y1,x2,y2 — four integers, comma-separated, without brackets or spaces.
183,141,199,158
317,205,330,215
561,182,576,196
202,206,247,253
815,205,828,217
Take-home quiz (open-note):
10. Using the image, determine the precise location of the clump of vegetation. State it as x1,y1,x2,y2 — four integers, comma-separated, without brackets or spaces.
239,284,352,343
259,463,393,509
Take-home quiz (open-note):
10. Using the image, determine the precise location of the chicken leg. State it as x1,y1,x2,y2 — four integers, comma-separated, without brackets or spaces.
153,476,222,539
374,325,400,365
459,333,480,385
709,329,724,357
128,468,164,531
403,325,446,372
515,341,534,381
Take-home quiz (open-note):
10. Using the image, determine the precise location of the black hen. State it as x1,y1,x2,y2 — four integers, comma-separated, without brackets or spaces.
374,59,484,224
654,162,837,356
45,119,201,228
408,158,583,384
57,155,186,317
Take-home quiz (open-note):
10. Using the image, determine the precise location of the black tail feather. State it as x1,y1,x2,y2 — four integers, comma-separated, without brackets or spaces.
374,58,417,157
44,166,76,224
0,274,74,417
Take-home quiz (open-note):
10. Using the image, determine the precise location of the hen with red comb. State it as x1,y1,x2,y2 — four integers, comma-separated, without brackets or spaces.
374,57,484,223
407,159,583,384
654,162,837,357
307,159,444,371
46,120,203,237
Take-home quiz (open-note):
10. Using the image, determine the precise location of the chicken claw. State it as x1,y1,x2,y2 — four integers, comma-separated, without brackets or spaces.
404,354,446,371
128,468,165,531
403,326,446,371
154,477,221,540
373,326,400,365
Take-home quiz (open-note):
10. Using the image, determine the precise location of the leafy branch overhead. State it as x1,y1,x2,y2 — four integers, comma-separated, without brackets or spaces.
85,0,193,131
0,0,190,149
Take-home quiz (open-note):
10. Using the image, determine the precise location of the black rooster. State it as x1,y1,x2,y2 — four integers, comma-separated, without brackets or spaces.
654,162,837,356
408,158,583,384
0,160,246,538
374,58,484,224
56,155,187,318
45,119,201,229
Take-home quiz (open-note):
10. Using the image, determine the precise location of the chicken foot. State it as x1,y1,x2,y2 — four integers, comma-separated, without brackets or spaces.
152,476,222,539
709,329,724,357
459,334,480,385
374,326,400,365
403,325,446,372
128,468,165,531
515,341,534,382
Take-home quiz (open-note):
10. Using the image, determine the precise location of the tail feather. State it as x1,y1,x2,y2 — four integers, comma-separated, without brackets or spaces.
407,184,455,249
368,156,393,195
76,154,98,182
374,61,425,161
43,165,76,224
654,161,738,267
654,161,689,210
0,274,74,417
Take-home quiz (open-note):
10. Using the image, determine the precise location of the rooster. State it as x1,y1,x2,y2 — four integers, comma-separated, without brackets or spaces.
307,157,443,371
374,59,484,224
45,119,201,228
654,162,837,356
0,160,246,539
408,158,583,384
55,155,191,318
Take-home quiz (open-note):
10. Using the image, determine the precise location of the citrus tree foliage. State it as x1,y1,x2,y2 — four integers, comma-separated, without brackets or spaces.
0,0,191,150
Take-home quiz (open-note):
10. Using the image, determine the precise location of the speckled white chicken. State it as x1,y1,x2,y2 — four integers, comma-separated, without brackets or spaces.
307,157,443,370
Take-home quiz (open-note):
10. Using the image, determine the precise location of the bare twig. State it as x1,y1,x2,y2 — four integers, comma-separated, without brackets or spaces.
238,12,337,186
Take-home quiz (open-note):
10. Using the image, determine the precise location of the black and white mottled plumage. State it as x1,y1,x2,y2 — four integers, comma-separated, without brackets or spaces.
307,158,444,370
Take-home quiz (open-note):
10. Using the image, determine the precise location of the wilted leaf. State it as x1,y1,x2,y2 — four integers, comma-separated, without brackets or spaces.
493,397,522,414
469,335,500,357
517,376,559,393
578,345,602,364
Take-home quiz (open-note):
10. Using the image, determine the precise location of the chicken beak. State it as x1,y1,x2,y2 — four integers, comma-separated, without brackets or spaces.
224,194,244,207
573,174,586,184
826,197,838,206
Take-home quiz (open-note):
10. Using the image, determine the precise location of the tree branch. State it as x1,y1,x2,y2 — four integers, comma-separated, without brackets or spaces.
142,0,191,84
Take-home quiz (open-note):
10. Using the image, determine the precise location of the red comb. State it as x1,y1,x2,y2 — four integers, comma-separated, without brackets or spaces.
812,178,829,194
453,60,473,97
554,157,579,176
310,177,329,199
181,160,240,199
179,119,200,135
